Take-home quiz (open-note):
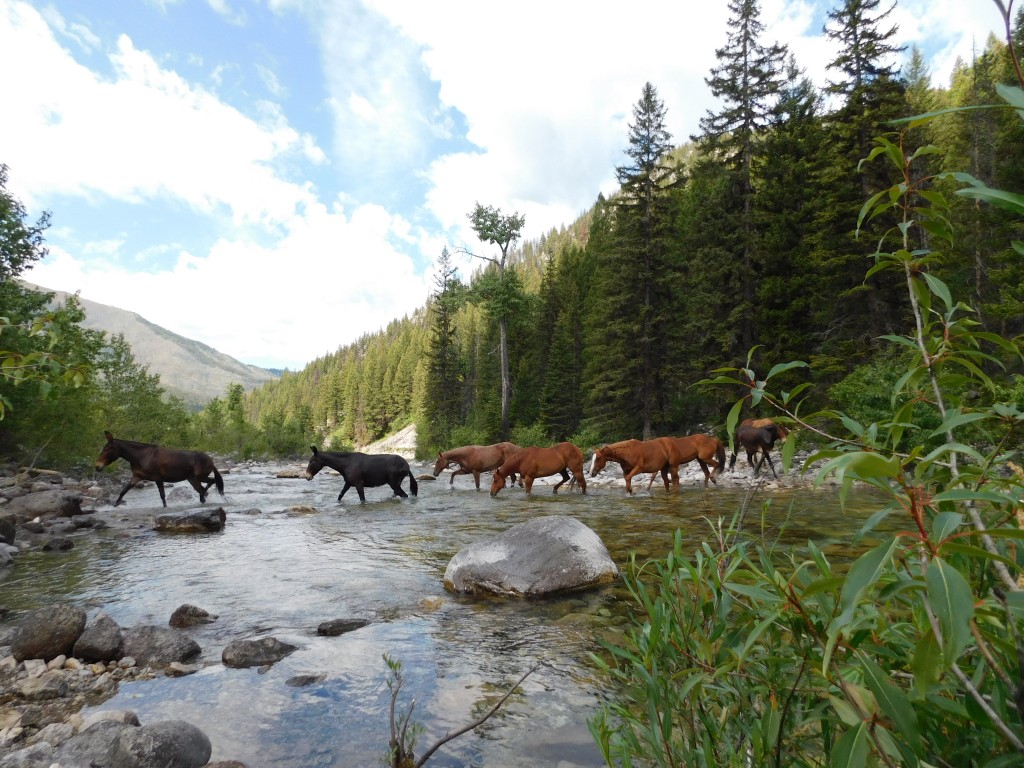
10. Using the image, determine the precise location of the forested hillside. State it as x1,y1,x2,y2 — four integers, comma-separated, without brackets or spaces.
235,2,1024,460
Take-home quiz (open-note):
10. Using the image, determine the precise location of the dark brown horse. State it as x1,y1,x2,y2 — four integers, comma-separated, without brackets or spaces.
590,439,675,494
728,420,790,479
94,431,225,508
305,447,418,503
490,442,586,496
649,434,728,489
432,442,521,489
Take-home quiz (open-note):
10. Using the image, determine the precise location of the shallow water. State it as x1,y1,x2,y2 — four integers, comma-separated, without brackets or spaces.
1,462,896,767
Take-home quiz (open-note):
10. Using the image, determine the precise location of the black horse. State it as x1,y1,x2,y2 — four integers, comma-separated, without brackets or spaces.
728,422,790,479
304,447,418,502
94,431,225,507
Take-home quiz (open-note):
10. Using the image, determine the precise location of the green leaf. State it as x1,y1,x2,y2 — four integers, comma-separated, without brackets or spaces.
912,627,943,698
831,722,870,768
928,409,989,437
858,653,922,752
926,557,975,663
921,272,952,311
725,398,744,454
931,512,964,543
831,538,899,637
765,360,808,380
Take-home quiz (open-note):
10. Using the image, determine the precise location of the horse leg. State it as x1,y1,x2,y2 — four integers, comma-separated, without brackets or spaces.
156,481,168,507
552,469,570,494
523,476,535,495
113,479,139,507
472,470,481,490
575,470,587,494
697,459,712,488
761,450,779,479
338,482,352,501
390,476,409,498
355,483,367,503
449,467,467,486
623,466,642,495
187,477,208,503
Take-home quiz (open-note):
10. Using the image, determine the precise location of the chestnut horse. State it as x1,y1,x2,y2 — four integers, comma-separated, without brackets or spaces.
94,431,225,508
649,434,727,489
728,419,790,479
432,442,521,489
590,439,675,495
490,442,586,496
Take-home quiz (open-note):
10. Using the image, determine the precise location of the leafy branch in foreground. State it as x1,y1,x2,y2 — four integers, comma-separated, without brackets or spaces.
591,14,1024,767
384,654,537,768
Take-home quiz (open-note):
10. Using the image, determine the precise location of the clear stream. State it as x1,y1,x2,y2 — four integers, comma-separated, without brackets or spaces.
0,461,895,767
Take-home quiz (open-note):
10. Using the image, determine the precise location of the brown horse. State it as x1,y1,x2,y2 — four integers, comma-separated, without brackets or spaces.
94,431,225,508
649,434,727,489
590,439,675,495
432,442,521,489
490,442,586,496
728,420,790,479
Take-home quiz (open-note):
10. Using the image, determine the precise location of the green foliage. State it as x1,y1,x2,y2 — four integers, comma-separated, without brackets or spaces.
509,422,549,449
593,69,1024,767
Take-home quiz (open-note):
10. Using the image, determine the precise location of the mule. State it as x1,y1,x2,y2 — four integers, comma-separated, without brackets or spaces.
649,434,727,489
490,442,586,496
305,447,418,503
589,439,675,495
94,431,225,508
728,420,790,479
432,442,522,489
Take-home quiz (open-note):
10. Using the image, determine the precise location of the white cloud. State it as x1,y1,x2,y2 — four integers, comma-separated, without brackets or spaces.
29,200,432,369
0,3,321,228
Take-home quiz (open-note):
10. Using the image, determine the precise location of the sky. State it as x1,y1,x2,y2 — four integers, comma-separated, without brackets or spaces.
0,0,1009,371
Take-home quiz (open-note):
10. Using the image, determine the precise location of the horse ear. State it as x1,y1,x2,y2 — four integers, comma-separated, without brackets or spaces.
104,431,114,442
310,446,318,455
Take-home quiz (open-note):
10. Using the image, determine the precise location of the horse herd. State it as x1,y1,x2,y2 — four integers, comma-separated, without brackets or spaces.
93,420,789,507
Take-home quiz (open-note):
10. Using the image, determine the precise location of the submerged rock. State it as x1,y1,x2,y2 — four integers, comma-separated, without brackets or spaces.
222,637,298,669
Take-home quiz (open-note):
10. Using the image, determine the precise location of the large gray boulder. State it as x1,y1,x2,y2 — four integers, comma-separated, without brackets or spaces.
4,490,84,521
111,720,212,768
222,636,298,668
444,515,619,597
10,603,87,662
154,508,226,533
121,625,201,668
73,611,125,663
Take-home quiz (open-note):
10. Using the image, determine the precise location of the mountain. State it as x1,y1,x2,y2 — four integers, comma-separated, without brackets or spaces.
26,283,279,408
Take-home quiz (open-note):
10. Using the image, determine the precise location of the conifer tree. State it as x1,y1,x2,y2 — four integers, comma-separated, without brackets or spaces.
694,0,788,359
423,247,464,451
610,83,675,438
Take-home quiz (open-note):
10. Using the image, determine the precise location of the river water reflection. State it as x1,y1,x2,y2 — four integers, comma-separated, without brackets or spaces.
1,461,896,767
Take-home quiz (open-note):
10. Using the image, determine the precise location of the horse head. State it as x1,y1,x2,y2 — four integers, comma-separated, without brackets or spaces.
489,466,508,497
432,452,450,477
94,432,120,471
304,446,326,480
589,447,608,477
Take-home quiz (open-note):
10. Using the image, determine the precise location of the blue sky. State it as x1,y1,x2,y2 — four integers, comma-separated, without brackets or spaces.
0,0,1006,370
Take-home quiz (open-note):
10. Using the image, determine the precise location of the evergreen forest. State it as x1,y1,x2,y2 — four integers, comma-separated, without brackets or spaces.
1,0,1023,467
239,1,1024,461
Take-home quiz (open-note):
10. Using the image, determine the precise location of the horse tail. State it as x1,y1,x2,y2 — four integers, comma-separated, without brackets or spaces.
213,466,225,497
408,470,419,497
714,439,726,478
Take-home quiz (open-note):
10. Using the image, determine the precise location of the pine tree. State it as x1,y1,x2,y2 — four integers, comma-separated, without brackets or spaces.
422,247,464,451
694,0,788,359
611,82,679,439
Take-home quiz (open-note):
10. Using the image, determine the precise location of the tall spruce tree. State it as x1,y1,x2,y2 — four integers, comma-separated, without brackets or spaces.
694,0,787,359
808,0,908,376
610,82,679,439
425,250,462,441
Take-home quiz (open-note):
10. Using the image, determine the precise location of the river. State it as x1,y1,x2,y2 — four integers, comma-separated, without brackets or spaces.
0,459,894,767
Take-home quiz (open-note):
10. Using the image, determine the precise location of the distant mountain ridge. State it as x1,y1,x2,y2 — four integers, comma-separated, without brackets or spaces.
25,283,279,408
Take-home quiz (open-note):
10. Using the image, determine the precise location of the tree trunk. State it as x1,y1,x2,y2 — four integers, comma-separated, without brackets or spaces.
499,317,510,440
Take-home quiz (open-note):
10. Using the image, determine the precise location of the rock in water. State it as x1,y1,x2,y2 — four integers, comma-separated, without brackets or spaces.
443,515,618,597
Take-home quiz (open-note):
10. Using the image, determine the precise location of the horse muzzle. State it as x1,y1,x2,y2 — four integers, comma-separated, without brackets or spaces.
303,471,313,480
